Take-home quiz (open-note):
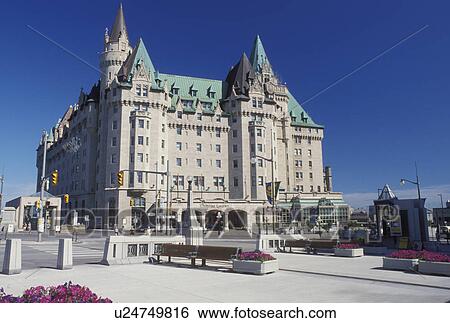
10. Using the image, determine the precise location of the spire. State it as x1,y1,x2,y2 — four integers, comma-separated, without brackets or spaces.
117,38,156,82
110,3,128,42
377,184,397,200
250,35,272,73
225,52,255,97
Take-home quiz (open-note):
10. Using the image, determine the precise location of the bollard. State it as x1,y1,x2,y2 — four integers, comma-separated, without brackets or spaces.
2,239,22,275
57,238,73,270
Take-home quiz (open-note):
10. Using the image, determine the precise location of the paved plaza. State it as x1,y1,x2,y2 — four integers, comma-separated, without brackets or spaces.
0,234,449,302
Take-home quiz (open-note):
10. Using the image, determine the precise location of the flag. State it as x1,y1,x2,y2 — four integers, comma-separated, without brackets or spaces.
266,181,281,205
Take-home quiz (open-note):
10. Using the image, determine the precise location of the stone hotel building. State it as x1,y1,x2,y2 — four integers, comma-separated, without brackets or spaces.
36,4,349,231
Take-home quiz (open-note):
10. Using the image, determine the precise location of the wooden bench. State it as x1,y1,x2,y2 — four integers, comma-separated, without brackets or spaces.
284,239,309,253
308,240,337,254
154,244,241,268
283,239,338,254
154,244,198,266
195,246,241,267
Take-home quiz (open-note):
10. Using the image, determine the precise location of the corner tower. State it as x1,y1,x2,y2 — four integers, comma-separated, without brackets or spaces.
100,3,133,90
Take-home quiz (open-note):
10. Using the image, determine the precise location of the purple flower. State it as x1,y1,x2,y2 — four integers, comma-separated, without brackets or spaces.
336,243,360,249
237,251,276,262
387,250,450,263
0,282,112,303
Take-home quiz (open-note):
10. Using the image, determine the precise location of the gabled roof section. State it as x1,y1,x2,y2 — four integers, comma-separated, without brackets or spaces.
288,91,322,128
250,35,272,73
377,184,397,200
110,3,128,42
224,53,255,98
159,73,222,113
117,38,156,82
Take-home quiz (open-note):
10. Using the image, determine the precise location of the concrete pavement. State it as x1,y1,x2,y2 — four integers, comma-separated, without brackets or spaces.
0,251,448,302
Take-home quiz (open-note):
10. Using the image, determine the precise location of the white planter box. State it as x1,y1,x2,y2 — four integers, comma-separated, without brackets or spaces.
334,248,364,257
383,257,418,271
232,259,278,275
418,261,450,276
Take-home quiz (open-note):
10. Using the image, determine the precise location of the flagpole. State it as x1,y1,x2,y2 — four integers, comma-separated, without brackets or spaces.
271,128,275,233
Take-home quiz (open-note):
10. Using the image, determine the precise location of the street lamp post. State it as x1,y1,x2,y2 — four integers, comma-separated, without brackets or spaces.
38,131,49,243
437,194,444,243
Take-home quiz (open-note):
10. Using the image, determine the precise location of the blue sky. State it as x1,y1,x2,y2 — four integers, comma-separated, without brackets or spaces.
0,0,449,208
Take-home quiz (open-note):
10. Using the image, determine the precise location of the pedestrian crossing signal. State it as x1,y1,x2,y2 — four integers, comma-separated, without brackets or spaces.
117,171,124,187
64,194,69,204
51,170,58,186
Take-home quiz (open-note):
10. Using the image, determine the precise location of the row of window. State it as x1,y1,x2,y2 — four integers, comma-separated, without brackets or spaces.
294,148,312,157
176,142,222,153
295,171,314,180
176,125,224,137
294,135,313,145
294,160,313,168
295,185,322,193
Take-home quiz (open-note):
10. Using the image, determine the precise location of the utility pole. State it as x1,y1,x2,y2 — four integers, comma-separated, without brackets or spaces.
0,173,4,210
38,131,48,243
155,162,159,232
165,160,170,235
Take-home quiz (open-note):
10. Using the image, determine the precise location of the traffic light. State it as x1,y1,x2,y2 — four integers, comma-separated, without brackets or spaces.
51,170,58,186
117,170,124,187
64,194,69,204
35,200,41,209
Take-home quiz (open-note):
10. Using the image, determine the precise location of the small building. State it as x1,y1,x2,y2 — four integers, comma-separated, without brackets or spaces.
5,191,62,231
433,200,450,226
372,184,428,248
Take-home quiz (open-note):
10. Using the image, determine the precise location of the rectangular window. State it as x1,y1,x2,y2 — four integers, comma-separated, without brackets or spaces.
176,158,182,166
252,97,257,107
257,99,263,108
142,85,148,97
161,140,165,148
232,130,238,138
138,136,144,145
196,143,202,152
176,125,182,135
112,120,118,130
232,144,238,153
309,161,313,168
111,137,117,146
177,111,182,119
136,84,141,96
258,176,264,186
257,144,263,152
215,144,221,153
196,127,202,136
257,159,263,167
213,176,225,188
197,113,202,121
196,159,202,167
215,160,221,168
193,176,204,188
216,115,221,122
233,160,238,168
111,154,117,163
233,177,239,187
161,156,165,165
215,128,221,137
137,153,144,163
137,172,143,184
309,172,313,179
176,142,182,151
138,119,144,128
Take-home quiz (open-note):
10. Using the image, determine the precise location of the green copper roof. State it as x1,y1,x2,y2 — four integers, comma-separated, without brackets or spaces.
159,73,223,113
250,35,271,73
288,91,323,128
118,38,155,82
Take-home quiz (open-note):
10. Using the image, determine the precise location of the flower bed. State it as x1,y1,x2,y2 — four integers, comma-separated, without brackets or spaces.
233,251,278,275
334,244,364,257
383,250,450,273
0,282,112,303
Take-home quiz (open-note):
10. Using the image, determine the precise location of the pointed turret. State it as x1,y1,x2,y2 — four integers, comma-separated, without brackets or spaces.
117,38,156,82
250,35,272,74
110,3,128,42
225,53,255,97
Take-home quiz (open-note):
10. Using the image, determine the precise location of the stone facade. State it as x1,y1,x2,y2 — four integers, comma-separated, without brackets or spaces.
36,5,349,231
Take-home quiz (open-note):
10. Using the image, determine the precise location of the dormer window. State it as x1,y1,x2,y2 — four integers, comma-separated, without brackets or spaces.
191,89,198,97
181,100,193,109
172,87,179,95
142,85,148,97
136,84,141,96
252,98,257,107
